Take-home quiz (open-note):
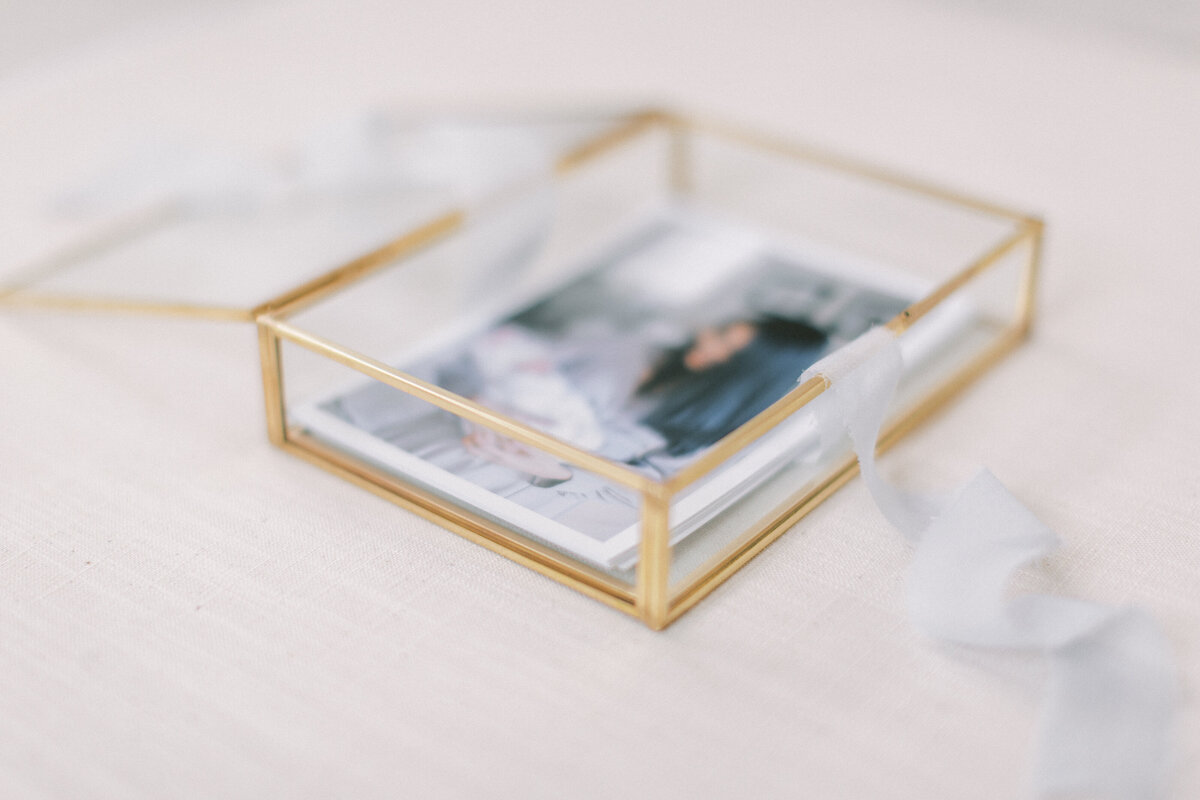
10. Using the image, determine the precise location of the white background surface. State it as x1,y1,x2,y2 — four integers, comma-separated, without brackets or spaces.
1,1,1198,797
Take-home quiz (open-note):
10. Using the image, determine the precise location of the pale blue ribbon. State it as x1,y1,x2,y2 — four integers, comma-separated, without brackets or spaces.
802,327,1176,799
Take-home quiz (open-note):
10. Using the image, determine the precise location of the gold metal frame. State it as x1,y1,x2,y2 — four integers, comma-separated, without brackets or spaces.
255,109,1043,630
2,107,1041,629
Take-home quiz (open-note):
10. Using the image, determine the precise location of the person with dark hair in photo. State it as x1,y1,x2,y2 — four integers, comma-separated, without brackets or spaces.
635,315,829,457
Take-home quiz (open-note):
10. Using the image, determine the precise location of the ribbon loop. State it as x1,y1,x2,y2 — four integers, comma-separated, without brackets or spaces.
803,327,1175,798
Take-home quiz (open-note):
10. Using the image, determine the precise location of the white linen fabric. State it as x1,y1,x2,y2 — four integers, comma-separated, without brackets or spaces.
802,328,1176,798
1,1,1199,799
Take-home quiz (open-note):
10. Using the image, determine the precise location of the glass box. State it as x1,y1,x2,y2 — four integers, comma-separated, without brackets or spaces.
254,109,1042,629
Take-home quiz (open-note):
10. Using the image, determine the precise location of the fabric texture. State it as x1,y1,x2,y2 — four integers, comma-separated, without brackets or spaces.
1,2,1198,798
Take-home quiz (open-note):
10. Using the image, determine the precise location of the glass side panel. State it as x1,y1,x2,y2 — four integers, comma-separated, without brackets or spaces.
284,122,674,355
277,338,643,592
666,230,1033,598
684,128,1023,285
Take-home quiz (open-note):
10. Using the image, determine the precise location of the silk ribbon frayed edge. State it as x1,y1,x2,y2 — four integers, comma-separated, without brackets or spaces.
800,327,1177,799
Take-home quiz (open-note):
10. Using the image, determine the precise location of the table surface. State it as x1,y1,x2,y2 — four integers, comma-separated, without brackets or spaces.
1,1,1198,797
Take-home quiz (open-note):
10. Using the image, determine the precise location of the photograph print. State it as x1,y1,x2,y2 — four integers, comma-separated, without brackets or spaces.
292,209,920,567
